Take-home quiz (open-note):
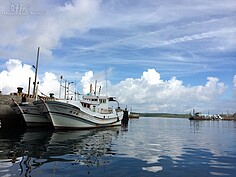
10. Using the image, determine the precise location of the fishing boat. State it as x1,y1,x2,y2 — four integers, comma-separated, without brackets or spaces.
11,99,51,127
189,112,224,120
189,112,211,120
9,47,125,129
33,94,124,130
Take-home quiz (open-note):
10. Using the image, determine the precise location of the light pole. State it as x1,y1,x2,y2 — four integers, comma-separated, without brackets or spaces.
33,47,40,98
67,81,74,100
59,75,63,99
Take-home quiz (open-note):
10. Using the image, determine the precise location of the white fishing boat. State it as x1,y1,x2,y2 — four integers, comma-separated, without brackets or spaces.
10,46,125,129
11,99,51,127
34,94,124,130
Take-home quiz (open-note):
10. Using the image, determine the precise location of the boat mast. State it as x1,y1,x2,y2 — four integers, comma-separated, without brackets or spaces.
59,75,63,99
105,65,108,96
33,47,40,98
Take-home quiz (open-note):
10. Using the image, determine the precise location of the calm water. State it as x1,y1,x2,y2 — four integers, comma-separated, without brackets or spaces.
0,117,236,177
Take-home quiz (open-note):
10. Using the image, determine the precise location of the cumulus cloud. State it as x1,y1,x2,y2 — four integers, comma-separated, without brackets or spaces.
39,72,60,96
77,68,230,114
0,59,231,114
142,69,162,85
111,69,226,113
0,59,60,97
80,70,110,95
81,71,94,93
0,59,35,93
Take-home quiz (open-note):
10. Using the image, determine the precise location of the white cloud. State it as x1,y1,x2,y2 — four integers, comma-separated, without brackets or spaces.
163,28,236,46
233,75,236,87
85,0,236,52
80,70,110,95
111,69,227,113
233,75,236,98
0,59,35,93
0,59,60,97
0,59,233,114
39,72,60,96
81,70,94,93
0,0,102,60
1,0,235,61
142,69,162,85
1,0,235,84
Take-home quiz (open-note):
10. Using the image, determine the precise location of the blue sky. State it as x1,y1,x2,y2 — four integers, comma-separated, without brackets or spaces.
0,0,236,113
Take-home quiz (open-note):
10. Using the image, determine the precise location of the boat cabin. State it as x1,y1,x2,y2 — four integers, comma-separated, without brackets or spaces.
80,95,118,114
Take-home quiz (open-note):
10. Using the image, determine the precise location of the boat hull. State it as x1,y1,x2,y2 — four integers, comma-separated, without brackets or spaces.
50,112,122,130
11,102,51,127
23,112,51,127
38,100,123,130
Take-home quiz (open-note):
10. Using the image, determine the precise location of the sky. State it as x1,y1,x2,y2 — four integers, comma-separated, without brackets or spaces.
0,0,236,114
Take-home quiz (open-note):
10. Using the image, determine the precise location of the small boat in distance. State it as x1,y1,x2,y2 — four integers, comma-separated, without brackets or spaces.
128,113,139,119
34,93,124,130
189,112,223,120
128,107,139,118
189,112,210,120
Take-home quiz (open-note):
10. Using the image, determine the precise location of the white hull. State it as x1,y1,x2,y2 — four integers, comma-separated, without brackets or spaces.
11,102,51,127
37,100,123,130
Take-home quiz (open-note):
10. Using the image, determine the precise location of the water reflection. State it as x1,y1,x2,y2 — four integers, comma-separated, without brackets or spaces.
142,147,236,177
0,127,120,176
116,118,236,176
0,118,236,177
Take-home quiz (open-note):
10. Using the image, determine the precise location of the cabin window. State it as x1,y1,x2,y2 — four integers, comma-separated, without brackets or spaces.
100,99,106,103
99,99,106,103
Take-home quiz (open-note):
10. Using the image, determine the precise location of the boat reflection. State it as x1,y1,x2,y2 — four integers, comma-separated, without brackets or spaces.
0,127,120,176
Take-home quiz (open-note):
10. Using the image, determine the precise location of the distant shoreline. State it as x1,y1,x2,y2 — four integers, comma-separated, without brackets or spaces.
132,112,236,119
131,112,190,118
